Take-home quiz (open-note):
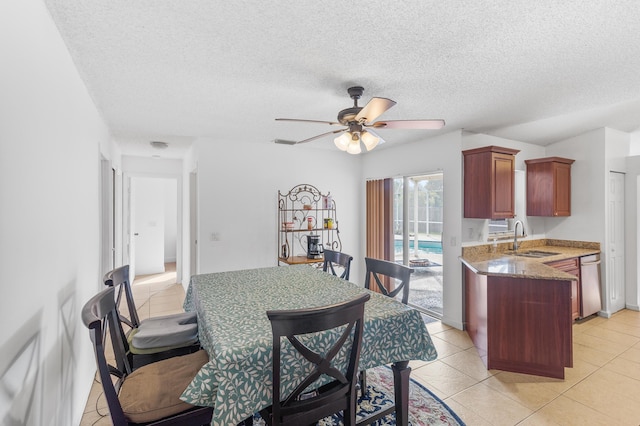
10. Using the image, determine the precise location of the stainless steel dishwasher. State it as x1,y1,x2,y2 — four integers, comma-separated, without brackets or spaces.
580,254,602,318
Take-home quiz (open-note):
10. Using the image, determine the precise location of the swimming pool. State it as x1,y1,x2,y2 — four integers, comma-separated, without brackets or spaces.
394,239,442,254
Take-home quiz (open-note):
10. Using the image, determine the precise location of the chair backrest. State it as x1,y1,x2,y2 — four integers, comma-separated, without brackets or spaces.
81,287,136,424
322,249,354,280
265,293,370,426
103,265,141,329
364,257,414,305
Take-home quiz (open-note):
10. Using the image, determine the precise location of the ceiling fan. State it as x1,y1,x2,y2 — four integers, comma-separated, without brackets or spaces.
274,86,445,154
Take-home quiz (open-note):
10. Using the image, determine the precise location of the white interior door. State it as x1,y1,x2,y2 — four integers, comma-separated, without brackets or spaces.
607,171,625,313
132,177,165,275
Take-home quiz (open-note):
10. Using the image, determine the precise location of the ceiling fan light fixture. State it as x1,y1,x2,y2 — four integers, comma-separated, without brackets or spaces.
346,139,362,155
361,130,380,151
334,133,350,151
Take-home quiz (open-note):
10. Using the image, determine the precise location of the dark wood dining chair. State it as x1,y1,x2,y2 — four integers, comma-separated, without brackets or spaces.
82,287,213,425
361,257,415,395
259,293,370,426
322,249,354,280
364,257,414,305
103,265,201,369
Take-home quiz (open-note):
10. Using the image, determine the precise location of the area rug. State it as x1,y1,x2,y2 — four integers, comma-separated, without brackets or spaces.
252,366,465,425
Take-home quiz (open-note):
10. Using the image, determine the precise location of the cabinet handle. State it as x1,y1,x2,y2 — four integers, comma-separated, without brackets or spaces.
581,260,601,266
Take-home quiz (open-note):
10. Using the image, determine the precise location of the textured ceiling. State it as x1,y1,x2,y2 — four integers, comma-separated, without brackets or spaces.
44,0,640,158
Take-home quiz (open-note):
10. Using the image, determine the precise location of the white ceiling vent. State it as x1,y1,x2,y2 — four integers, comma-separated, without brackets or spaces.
150,141,169,149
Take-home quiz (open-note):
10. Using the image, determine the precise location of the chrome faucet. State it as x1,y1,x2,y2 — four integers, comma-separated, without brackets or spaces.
513,220,525,251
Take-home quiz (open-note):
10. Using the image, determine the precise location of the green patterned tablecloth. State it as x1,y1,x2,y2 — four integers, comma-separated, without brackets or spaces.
181,264,437,425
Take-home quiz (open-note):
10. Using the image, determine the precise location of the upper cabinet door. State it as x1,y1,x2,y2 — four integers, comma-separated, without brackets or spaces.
525,157,574,217
463,146,520,219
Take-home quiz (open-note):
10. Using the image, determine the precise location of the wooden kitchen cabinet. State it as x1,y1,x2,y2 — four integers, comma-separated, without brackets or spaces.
546,257,580,321
463,146,520,219
525,157,574,216
464,266,573,379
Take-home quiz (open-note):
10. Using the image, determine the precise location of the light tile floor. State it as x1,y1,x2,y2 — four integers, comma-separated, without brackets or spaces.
81,265,640,425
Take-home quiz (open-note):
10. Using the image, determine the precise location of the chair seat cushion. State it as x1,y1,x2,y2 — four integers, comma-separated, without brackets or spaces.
132,312,199,349
142,311,197,327
119,349,209,423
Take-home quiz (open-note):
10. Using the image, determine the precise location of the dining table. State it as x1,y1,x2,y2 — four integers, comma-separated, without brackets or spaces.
180,264,438,425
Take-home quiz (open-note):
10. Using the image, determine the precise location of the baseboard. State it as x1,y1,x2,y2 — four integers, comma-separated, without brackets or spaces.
440,316,464,330
599,305,639,318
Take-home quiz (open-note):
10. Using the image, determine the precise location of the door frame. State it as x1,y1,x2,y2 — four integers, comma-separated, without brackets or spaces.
392,171,445,319
100,156,114,286
189,169,198,276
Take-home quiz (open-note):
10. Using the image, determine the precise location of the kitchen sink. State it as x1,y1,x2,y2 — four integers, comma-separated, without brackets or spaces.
510,250,560,258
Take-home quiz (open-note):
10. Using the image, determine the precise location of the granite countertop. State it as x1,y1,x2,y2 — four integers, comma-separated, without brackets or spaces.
459,239,600,280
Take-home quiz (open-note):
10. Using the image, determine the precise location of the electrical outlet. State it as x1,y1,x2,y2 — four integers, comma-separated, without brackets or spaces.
210,232,221,241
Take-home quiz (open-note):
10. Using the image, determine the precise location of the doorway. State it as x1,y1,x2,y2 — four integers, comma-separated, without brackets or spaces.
128,176,179,279
393,173,444,318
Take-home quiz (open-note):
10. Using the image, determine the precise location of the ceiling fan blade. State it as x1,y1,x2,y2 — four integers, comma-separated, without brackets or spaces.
371,119,446,129
355,97,397,123
274,128,347,145
275,118,341,126
297,129,347,144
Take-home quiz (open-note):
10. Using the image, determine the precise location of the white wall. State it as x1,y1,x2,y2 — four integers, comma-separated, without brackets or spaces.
545,129,607,242
361,130,465,329
630,130,640,155
0,0,110,424
193,139,362,280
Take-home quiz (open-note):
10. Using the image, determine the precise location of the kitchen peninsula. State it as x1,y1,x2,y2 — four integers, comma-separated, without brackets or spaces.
460,239,600,379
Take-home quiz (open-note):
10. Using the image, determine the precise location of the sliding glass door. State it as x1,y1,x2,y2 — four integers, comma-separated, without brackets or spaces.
393,173,444,318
